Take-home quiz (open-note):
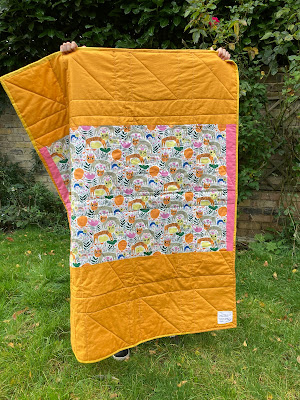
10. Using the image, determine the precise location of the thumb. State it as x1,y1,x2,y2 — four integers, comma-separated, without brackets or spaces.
210,47,215,51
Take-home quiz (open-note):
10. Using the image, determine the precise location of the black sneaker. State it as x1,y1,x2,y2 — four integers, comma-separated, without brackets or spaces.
112,348,130,361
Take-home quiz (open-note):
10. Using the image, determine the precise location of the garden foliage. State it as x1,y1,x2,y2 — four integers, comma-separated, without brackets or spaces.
0,0,299,237
0,155,68,231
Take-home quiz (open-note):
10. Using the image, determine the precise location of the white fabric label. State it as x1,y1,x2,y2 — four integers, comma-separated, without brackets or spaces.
218,311,233,324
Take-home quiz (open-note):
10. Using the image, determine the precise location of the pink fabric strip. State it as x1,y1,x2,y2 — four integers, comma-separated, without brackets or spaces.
226,124,237,251
39,146,71,219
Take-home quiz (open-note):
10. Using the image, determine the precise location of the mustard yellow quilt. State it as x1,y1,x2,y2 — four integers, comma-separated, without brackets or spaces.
0,47,239,363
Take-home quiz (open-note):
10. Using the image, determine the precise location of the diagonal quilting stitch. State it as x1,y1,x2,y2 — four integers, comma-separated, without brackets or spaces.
141,297,181,332
218,250,234,274
106,261,126,288
6,79,67,107
35,123,69,146
192,53,235,100
87,313,130,345
194,289,218,312
162,254,179,278
48,59,68,106
71,57,115,100
130,52,178,99
28,108,67,129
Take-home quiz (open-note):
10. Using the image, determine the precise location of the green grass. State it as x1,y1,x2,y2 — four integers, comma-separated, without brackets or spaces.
0,227,299,400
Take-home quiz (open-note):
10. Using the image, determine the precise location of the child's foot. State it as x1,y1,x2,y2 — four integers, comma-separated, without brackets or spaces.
112,348,130,361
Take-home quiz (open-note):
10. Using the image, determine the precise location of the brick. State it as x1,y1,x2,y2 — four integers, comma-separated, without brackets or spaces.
0,128,12,134
15,141,34,148
238,221,261,230
240,207,263,215
249,191,259,200
251,214,274,222
239,199,251,207
237,213,250,221
260,191,281,201
254,200,278,208
236,228,251,237
263,208,279,216
10,128,25,134
7,134,24,142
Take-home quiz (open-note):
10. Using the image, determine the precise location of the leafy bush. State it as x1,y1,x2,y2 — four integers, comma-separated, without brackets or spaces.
0,0,299,242
0,0,190,72
0,155,68,232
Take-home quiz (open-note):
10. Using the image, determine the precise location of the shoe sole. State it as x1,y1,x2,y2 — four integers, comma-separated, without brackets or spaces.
112,349,130,361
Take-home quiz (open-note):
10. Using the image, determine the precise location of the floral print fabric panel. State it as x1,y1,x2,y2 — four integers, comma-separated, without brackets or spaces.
49,124,230,268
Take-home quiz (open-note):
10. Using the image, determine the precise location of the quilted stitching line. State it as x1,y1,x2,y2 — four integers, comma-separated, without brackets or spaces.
48,58,68,106
219,250,234,274
71,57,115,100
176,52,180,99
87,313,130,346
71,98,236,102
35,123,70,146
27,108,67,128
73,285,235,310
128,52,139,127
129,52,178,99
72,275,234,301
5,79,66,107
162,254,179,278
140,297,181,332
71,113,236,117
193,289,218,312
106,261,126,288
193,53,235,100
113,50,117,102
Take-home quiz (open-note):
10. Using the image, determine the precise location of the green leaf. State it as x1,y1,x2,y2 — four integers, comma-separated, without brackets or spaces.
192,31,200,44
160,17,169,28
261,32,273,40
173,16,181,26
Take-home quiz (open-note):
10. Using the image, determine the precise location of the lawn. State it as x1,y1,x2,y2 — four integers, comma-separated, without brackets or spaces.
0,227,299,400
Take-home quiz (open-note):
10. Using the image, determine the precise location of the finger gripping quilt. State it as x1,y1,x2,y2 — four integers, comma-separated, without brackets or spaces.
0,47,239,363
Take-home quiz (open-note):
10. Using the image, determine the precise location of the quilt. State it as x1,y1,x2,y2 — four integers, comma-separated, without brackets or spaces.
0,47,239,363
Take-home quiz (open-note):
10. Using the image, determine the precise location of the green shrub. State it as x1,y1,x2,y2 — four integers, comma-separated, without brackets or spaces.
0,155,68,232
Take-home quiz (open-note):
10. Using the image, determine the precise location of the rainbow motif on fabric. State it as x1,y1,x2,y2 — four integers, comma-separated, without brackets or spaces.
43,123,236,267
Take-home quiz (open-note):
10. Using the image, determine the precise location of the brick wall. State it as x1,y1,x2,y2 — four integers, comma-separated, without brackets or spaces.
0,70,298,241
0,101,54,191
